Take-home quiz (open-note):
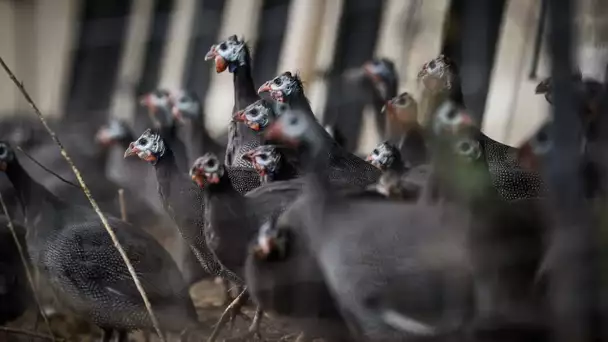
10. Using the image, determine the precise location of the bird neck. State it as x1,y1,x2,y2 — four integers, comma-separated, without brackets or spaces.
154,147,180,184
233,51,258,110
287,93,315,116
5,158,51,216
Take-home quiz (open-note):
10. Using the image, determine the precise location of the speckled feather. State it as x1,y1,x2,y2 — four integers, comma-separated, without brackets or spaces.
4,154,197,332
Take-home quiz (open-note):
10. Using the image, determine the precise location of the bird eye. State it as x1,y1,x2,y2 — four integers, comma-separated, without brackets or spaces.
206,159,216,168
138,138,148,145
397,97,407,106
249,108,259,116
219,43,227,51
428,60,437,70
273,78,283,86
372,149,379,155
259,153,268,161
458,141,471,153
288,116,298,126
445,110,457,120
0,145,8,158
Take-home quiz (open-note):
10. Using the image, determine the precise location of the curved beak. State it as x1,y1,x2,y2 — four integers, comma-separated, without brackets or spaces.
204,45,228,73
242,150,255,163
139,94,151,107
253,235,275,260
257,81,272,94
95,128,112,146
190,171,205,188
363,62,381,83
172,106,185,124
204,45,216,61
232,109,246,123
124,142,139,158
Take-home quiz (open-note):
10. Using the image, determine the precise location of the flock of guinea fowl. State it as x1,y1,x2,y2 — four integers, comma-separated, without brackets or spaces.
0,33,596,342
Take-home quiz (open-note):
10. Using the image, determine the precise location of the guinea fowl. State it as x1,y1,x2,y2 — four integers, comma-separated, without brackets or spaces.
188,153,304,280
242,145,299,183
263,107,480,341
169,90,225,163
0,217,31,325
139,89,189,172
189,152,308,339
352,58,399,138
244,214,353,342
0,141,199,341
96,119,209,286
366,141,407,173
124,129,252,287
418,55,545,201
383,92,428,167
205,35,263,168
259,72,381,188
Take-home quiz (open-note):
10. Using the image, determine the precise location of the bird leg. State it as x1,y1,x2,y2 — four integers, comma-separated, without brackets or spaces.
101,328,113,342
206,289,250,342
221,278,235,306
223,306,264,342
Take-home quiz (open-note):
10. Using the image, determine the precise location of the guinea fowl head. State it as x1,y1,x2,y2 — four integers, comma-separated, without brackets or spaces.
361,58,398,99
366,141,402,171
382,92,419,127
169,90,201,123
252,217,290,261
139,89,174,129
189,153,224,189
417,55,457,93
232,99,277,131
263,109,321,150
123,129,166,165
257,71,303,103
429,100,474,137
0,142,15,172
204,35,249,73
242,145,283,179
535,71,582,105
95,118,131,147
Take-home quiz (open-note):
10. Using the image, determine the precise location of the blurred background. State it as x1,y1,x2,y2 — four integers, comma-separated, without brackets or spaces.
0,0,607,152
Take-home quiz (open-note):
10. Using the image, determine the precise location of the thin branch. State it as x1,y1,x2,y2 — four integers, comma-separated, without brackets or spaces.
0,191,56,341
118,188,128,223
0,326,63,341
0,56,166,342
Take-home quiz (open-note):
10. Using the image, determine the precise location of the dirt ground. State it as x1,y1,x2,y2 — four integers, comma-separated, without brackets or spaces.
2,279,305,342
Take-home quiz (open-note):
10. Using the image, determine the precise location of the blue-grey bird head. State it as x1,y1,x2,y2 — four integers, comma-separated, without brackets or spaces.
95,118,131,147
170,89,201,123
123,129,166,165
189,153,225,189
366,141,401,171
205,35,248,73
417,55,457,92
258,71,304,103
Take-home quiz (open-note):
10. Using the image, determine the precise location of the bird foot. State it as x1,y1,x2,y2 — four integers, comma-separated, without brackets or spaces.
207,289,250,342
223,307,264,342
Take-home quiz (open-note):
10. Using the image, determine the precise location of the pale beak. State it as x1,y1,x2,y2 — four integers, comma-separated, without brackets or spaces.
232,109,246,123
257,82,272,94
124,143,138,158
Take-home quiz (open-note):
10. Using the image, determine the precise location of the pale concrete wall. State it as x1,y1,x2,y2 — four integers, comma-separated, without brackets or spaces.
483,0,550,147
0,0,79,118
110,0,155,122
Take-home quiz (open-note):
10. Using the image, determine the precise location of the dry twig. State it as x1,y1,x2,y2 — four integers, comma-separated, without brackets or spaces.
0,56,166,342
0,191,56,341
0,326,63,341
118,188,128,222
